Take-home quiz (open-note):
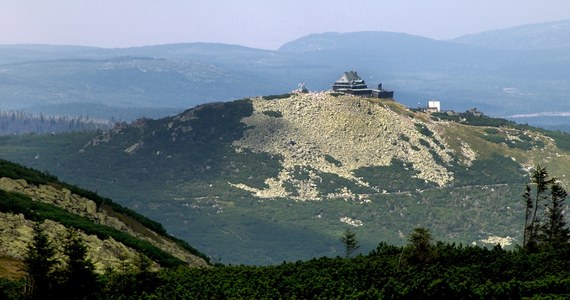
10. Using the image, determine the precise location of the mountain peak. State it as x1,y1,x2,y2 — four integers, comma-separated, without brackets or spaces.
453,19,570,50
278,31,436,53
231,92,454,201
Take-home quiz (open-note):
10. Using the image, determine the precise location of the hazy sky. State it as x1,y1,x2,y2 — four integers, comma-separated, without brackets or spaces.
2,0,570,49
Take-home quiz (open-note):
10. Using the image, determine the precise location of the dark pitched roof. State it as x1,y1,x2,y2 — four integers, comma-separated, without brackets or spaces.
337,71,363,83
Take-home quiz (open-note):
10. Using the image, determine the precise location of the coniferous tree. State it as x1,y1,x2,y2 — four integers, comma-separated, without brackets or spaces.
60,228,98,300
542,181,570,244
523,166,570,249
405,227,436,266
523,184,533,247
340,227,360,258
23,222,58,300
525,165,555,249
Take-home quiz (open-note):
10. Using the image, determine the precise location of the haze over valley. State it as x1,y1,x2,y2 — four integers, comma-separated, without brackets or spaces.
1,20,570,129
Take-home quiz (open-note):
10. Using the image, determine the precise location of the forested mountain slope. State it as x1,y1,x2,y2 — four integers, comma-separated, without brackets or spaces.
2,92,570,264
0,159,209,278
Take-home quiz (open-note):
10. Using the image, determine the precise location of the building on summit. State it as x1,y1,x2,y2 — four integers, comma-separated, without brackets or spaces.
332,71,394,99
332,71,368,93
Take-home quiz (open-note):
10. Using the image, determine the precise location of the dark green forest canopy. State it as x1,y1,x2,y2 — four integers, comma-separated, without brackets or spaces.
4,224,570,299
94,242,570,299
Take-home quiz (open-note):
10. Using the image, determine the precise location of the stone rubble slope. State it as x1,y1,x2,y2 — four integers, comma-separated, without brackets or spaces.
231,92,457,201
0,212,153,273
0,177,209,268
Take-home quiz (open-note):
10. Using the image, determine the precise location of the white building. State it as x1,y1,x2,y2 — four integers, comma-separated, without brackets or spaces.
427,100,441,113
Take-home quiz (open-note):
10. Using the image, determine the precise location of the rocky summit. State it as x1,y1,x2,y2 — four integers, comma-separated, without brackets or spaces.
232,93,454,200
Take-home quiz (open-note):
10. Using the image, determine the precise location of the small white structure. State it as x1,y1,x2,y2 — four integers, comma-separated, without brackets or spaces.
427,100,441,113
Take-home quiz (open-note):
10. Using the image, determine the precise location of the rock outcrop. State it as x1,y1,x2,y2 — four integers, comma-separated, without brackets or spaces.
0,177,209,271
231,92,457,200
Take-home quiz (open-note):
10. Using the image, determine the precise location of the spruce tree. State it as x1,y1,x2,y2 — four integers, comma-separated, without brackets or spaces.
523,166,570,249
524,165,555,249
523,184,533,247
406,227,436,266
542,182,570,244
23,222,57,300
340,227,360,258
60,228,98,300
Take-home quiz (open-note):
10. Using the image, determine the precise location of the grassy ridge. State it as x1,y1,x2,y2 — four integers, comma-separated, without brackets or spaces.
0,189,185,268
0,159,209,263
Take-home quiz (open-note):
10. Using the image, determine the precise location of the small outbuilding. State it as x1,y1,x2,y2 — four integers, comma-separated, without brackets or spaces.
427,100,441,113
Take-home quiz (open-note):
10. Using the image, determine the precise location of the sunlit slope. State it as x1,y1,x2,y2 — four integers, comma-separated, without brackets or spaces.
0,160,209,278
2,93,570,264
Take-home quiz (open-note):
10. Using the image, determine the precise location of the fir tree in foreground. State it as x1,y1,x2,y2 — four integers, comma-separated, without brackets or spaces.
542,181,570,244
23,222,57,300
58,228,98,300
22,224,99,300
396,227,437,270
523,165,570,249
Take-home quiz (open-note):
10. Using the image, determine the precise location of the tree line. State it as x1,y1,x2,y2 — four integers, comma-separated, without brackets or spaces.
0,110,111,135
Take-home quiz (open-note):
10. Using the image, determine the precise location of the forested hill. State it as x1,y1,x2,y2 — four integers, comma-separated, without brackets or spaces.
0,158,210,280
2,92,570,265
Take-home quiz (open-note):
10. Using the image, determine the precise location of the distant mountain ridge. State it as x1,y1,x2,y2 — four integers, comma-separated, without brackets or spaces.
279,31,443,53
1,20,570,124
453,20,570,50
